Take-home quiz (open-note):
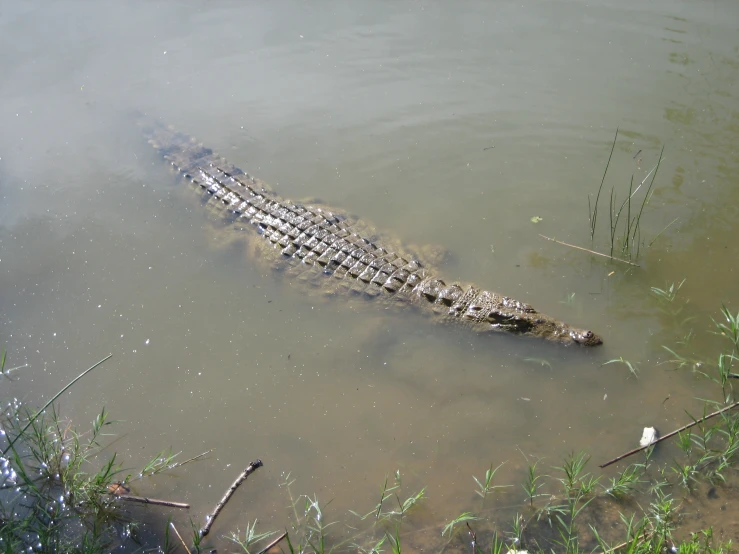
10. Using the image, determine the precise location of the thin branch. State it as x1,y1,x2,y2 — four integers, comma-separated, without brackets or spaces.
170,521,192,554
169,450,212,471
2,354,112,456
255,531,288,554
200,459,264,537
116,495,190,509
538,235,640,267
599,399,739,468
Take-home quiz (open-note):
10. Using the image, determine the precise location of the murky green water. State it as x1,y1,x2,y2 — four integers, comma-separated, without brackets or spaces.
1,0,738,549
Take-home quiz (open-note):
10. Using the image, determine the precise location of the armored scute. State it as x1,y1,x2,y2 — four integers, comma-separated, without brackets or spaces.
141,118,602,347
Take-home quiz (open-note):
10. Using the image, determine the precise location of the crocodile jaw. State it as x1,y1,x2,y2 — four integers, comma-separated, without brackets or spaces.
565,327,603,346
537,320,603,346
474,314,602,346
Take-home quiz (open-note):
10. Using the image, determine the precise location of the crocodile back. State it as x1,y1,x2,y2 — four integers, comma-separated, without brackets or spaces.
140,117,602,346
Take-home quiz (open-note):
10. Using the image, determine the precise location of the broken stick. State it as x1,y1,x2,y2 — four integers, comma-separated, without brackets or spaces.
255,531,288,554
538,234,639,267
116,495,190,509
170,521,193,554
599,400,739,468
200,459,263,538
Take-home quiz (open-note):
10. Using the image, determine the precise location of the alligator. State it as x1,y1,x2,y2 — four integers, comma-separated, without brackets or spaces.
141,118,602,347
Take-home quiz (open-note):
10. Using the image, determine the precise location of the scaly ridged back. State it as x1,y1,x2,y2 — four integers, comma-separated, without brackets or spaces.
140,118,602,346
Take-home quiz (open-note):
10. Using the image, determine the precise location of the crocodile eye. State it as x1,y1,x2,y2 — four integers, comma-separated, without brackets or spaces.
584,331,593,339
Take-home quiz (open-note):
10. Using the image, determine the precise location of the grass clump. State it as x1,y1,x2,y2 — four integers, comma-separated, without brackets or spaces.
473,461,510,500
0,401,129,552
588,129,666,262
0,353,205,553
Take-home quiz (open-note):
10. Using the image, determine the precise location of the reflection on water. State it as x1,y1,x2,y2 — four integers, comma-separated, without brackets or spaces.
1,0,739,549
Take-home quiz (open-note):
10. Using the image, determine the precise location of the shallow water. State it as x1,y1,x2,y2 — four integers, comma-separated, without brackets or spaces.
1,0,738,549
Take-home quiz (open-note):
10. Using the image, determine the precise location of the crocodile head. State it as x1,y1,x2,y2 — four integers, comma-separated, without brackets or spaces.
481,311,601,346
523,314,603,346
477,310,602,346
533,319,602,346
562,326,603,347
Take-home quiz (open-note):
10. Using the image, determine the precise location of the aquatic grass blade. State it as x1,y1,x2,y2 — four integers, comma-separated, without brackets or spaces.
2,354,112,456
441,512,478,537
648,217,679,247
630,145,664,254
590,128,619,239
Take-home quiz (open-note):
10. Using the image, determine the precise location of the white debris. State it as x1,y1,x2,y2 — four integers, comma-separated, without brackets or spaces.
639,427,659,447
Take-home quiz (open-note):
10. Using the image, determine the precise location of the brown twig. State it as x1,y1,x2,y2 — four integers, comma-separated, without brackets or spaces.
599,400,739,468
538,234,640,267
170,521,192,554
116,495,190,509
255,531,288,554
200,459,264,537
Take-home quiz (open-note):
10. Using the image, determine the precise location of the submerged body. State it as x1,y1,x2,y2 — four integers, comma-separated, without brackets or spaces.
141,119,602,347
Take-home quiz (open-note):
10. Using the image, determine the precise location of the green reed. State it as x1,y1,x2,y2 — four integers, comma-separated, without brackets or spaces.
588,130,665,261
712,304,739,353
227,519,277,553
602,356,639,378
589,128,619,240
603,462,643,499
441,512,478,538
473,461,510,501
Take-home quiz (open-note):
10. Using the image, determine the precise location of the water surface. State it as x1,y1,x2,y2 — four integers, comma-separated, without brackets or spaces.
1,0,738,548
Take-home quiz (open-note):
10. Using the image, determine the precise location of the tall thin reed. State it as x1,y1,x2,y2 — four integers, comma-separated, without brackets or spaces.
2,353,111,456
589,128,619,239
591,140,664,260
629,145,664,258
